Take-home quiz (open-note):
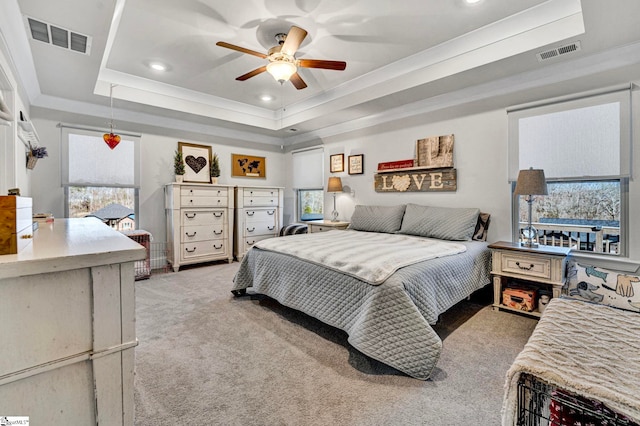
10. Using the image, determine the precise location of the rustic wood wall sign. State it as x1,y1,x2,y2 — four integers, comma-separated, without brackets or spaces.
374,168,457,192
416,134,454,169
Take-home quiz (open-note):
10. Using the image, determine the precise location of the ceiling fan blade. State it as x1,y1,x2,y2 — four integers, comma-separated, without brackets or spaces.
280,26,308,56
236,66,267,81
290,73,307,90
298,59,346,71
216,41,267,59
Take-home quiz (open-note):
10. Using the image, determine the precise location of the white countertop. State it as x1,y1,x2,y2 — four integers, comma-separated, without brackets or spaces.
0,217,146,279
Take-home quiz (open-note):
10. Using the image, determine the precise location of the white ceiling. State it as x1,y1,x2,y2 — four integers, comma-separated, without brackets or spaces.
5,0,640,148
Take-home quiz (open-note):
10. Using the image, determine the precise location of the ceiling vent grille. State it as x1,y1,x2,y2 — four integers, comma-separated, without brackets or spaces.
25,17,92,55
536,41,581,62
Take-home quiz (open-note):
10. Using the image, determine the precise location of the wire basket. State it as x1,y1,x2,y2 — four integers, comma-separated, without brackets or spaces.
516,373,639,426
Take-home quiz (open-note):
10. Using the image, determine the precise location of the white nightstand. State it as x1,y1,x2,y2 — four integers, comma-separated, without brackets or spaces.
488,241,571,318
307,220,350,233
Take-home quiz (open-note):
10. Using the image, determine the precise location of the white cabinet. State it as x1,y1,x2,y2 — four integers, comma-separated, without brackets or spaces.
0,218,145,425
234,186,283,260
165,183,234,271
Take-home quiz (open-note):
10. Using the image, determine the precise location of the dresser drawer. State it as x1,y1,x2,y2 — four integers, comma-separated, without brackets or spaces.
243,188,279,198
181,196,228,207
244,209,277,224
181,240,227,260
244,221,277,236
243,196,278,207
500,252,551,280
181,187,228,198
181,224,225,242
181,210,225,226
241,234,274,251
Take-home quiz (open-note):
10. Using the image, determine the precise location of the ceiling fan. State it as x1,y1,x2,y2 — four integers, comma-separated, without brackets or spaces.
216,26,346,90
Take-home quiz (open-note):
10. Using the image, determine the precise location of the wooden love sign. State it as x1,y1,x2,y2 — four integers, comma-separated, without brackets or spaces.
374,168,457,192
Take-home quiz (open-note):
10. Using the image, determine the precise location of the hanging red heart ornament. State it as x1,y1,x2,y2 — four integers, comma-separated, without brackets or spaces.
103,132,121,150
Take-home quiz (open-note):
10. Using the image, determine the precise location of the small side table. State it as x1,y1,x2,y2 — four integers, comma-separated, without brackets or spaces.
307,220,350,233
488,241,571,318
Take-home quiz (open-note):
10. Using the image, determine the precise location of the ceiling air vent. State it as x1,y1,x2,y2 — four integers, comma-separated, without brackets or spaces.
536,41,581,62
25,17,92,55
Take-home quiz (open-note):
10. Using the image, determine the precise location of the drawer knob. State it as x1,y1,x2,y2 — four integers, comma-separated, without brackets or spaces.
247,240,255,246
267,210,274,215
213,212,223,217
185,231,197,237
185,247,196,253
185,213,196,219
214,244,223,249
268,226,275,231
515,262,535,271
247,211,255,216
214,230,223,235
247,227,255,232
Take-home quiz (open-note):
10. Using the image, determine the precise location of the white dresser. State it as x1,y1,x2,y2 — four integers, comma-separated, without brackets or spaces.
0,218,145,425
234,186,284,260
165,183,234,271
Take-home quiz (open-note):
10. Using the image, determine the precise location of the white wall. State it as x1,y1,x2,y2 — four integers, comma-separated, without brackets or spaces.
0,35,31,197
30,117,287,243
283,109,510,243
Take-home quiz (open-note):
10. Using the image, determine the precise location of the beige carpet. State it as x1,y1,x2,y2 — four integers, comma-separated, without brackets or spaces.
134,261,537,425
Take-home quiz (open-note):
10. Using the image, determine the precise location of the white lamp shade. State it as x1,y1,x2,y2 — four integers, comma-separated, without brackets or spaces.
267,61,297,82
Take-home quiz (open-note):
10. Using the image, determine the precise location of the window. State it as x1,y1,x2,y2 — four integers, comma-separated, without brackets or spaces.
292,147,324,222
508,87,631,255
61,125,140,229
297,189,324,221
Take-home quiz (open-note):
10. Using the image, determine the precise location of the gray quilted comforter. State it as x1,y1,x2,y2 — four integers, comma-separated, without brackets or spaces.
232,233,491,379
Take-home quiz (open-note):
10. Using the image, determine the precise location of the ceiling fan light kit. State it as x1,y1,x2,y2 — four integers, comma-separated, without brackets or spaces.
266,60,296,83
216,25,346,90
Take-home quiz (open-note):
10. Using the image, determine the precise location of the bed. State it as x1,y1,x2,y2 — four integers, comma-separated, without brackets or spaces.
232,204,492,379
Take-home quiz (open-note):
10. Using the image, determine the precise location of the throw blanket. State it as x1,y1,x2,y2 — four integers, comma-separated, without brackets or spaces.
255,230,466,285
502,297,640,425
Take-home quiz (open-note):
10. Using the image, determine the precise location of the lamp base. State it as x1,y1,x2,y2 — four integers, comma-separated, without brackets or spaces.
520,241,539,248
331,210,339,222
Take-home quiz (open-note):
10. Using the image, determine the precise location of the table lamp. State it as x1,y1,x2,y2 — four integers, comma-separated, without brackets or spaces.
327,176,343,222
514,168,547,247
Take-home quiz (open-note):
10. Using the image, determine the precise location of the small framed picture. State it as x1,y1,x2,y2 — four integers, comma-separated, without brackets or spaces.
330,154,344,173
348,154,364,175
178,142,212,183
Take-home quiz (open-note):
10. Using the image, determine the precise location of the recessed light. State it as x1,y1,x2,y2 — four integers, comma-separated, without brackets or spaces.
260,95,273,102
465,0,482,4
149,62,166,71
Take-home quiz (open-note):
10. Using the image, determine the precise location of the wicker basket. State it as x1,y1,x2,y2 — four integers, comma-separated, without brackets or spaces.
26,152,38,170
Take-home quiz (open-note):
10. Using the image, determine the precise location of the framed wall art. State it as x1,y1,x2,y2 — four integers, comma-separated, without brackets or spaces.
348,154,364,175
178,142,212,183
330,153,344,173
231,153,266,178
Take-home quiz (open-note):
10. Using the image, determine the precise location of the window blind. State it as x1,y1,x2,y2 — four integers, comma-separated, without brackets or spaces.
292,147,324,188
508,87,631,180
61,125,140,187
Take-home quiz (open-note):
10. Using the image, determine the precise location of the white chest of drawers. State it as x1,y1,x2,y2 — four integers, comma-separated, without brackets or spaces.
234,186,283,260
165,183,234,271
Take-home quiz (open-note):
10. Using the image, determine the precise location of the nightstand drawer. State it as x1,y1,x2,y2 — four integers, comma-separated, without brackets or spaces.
500,253,551,280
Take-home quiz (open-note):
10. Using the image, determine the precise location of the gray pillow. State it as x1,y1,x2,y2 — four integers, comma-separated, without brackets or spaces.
399,204,480,241
348,205,406,233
